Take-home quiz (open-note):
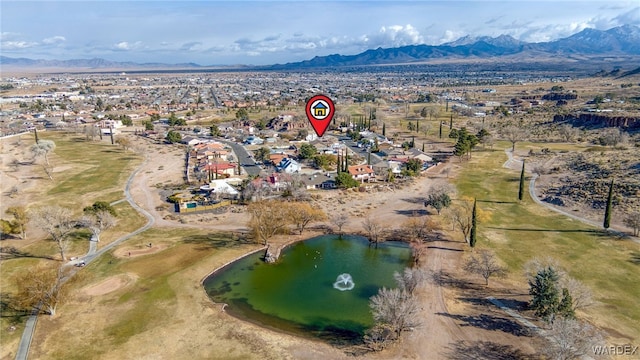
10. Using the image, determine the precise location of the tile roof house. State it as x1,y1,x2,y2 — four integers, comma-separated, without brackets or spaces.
348,165,375,182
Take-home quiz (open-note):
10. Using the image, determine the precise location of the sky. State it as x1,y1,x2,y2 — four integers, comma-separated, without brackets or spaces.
1,1,639,65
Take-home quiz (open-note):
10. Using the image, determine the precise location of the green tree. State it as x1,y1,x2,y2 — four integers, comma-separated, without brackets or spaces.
452,128,478,160
604,178,614,229
254,147,271,163
404,158,422,176
528,267,574,322
382,123,386,137
235,108,249,120
336,172,359,189
558,288,575,319
210,124,222,137
298,143,317,159
142,120,154,131
420,107,428,118
439,121,443,139
424,189,452,215
518,160,526,201
469,198,477,248
120,115,133,126
165,130,182,143
83,201,117,217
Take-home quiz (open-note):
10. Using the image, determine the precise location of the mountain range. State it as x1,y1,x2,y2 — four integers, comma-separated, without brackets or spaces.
1,25,639,70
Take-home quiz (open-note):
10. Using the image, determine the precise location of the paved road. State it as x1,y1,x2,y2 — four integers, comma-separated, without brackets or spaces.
215,138,262,176
15,157,155,360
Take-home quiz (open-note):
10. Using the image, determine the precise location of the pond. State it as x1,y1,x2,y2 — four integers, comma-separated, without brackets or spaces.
203,234,412,341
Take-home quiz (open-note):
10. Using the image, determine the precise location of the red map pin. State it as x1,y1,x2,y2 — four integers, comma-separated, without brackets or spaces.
305,94,335,137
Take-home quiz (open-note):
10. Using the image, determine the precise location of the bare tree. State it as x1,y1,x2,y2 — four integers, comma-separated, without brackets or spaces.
623,211,640,237
247,200,291,245
394,267,427,294
597,128,628,147
363,323,396,351
403,215,429,242
15,263,69,316
560,277,594,312
463,249,507,285
446,198,474,243
543,317,603,360
115,136,133,150
369,287,421,337
31,206,76,261
30,139,56,180
288,202,327,234
80,210,116,243
5,206,28,239
329,213,349,234
501,125,527,152
558,124,580,142
362,217,386,247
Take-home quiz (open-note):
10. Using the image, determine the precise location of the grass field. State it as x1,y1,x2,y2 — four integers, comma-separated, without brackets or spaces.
26,228,287,360
0,131,146,358
454,146,640,343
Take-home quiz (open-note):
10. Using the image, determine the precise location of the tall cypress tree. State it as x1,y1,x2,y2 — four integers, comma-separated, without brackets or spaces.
416,120,419,133
449,114,453,130
337,153,341,174
518,160,526,201
439,121,443,139
382,123,386,137
470,198,477,248
422,143,425,152
344,152,349,172
604,178,614,229
34,128,40,144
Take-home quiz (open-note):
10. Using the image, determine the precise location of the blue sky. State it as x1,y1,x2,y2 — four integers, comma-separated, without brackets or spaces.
1,1,639,65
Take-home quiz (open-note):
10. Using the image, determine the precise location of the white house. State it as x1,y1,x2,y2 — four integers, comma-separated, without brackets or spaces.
277,158,301,173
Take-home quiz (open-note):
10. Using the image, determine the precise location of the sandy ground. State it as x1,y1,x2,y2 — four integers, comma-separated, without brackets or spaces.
3,133,539,359
81,274,138,297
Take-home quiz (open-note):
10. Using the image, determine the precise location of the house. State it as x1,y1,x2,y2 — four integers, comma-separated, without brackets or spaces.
200,179,239,198
372,160,403,178
406,148,433,163
181,136,202,146
301,173,337,190
244,136,264,145
277,158,301,173
199,162,237,177
269,153,288,166
347,165,375,182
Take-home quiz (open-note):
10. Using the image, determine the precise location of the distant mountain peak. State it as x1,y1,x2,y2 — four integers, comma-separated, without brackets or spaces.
444,34,522,48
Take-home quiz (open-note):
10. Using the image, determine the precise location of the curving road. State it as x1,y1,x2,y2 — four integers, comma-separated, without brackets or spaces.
15,157,155,360
503,149,638,245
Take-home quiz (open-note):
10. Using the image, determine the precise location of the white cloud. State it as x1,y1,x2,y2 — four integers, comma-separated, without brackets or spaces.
439,30,465,44
364,24,425,48
2,41,38,49
613,7,640,26
42,35,66,44
113,41,142,51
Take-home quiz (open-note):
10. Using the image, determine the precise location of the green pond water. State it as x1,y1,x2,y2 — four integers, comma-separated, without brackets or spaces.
203,235,412,340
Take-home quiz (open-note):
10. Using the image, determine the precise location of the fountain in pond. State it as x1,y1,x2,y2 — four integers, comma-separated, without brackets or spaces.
333,273,355,291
